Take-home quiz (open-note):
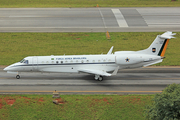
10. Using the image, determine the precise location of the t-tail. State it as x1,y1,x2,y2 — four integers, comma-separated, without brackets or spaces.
137,31,176,57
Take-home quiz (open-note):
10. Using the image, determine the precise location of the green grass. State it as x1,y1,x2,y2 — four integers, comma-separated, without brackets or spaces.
0,32,179,66
0,0,180,8
0,94,154,120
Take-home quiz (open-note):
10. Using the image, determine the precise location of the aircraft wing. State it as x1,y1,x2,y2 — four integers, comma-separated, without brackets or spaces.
78,66,119,76
78,69,112,76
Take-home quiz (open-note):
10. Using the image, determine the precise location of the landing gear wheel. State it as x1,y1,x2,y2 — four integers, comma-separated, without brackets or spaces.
94,75,99,81
16,75,20,79
98,76,103,81
94,75,103,81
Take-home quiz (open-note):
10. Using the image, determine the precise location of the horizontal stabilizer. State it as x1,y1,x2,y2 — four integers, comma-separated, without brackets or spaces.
159,31,176,39
143,59,163,67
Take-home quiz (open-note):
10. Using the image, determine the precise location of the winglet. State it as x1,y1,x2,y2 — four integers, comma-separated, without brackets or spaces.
107,46,114,55
111,66,119,76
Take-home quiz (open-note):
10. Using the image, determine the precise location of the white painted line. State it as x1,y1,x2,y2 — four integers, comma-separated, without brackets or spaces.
0,27,120,28
148,25,180,27
9,16,40,18
98,7,107,29
112,9,128,27
148,23,180,25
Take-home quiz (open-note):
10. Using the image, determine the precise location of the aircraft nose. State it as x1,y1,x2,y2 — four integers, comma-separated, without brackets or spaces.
3,66,10,71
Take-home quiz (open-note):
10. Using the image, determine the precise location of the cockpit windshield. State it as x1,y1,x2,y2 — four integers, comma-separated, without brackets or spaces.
20,59,25,63
20,59,28,64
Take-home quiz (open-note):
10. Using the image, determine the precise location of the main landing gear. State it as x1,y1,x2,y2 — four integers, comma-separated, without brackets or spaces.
16,75,20,79
94,75,103,81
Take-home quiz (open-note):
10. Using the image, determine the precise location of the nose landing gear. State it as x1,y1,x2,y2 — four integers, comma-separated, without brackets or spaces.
16,75,20,79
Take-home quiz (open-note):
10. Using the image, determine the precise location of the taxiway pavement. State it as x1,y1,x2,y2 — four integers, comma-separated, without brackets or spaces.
0,7,180,32
0,67,180,94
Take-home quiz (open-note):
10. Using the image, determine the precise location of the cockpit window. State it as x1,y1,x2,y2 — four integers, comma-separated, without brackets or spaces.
20,59,25,63
20,59,28,64
24,60,28,64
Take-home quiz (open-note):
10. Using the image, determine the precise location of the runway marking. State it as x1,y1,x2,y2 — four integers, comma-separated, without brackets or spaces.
148,23,180,25
111,9,128,27
0,27,120,28
98,7,107,29
0,15,115,19
0,91,162,93
9,16,41,18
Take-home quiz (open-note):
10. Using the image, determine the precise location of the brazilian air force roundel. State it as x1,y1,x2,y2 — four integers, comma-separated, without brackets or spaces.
152,48,156,53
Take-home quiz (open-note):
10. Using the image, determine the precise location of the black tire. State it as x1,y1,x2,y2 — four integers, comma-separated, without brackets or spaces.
16,75,20,79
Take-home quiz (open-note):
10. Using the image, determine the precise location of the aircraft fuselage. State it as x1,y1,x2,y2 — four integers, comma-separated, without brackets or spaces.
4,53,162,73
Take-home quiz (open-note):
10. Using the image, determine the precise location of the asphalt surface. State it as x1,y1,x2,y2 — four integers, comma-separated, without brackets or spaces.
0,67,180,94
0,7,180,32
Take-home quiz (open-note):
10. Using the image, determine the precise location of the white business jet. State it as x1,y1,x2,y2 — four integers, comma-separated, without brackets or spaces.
4,31,176,81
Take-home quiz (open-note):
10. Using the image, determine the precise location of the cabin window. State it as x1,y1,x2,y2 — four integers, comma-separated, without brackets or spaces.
93,60,95,63
86,60,89,63
103,60,106,62
46,61,49,64
76,60,78,63
52,61,54,64
61,61,63,64
98,60,100,62
108,59,111,61
71,60,73,63
81,60,84,63
56,61,59,64
42,61,44,63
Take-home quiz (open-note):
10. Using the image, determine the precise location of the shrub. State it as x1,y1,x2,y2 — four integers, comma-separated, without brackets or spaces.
144,84,180,120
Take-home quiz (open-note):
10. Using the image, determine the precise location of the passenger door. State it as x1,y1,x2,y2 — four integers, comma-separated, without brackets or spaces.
32,57,38,71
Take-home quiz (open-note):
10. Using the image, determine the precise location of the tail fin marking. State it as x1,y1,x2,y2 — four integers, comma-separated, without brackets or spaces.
158,39,169,57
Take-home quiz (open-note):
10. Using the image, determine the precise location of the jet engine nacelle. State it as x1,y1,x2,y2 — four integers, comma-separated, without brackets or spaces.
115,55,144,65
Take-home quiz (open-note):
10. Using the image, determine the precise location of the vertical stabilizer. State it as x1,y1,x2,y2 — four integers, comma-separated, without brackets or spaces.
137,31,176,56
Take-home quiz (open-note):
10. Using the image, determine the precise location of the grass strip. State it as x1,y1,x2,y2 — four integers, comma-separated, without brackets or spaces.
0,0,180,8
0,32,179,66
0,94,153,120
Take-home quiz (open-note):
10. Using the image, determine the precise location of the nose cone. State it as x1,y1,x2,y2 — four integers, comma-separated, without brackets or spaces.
3,63,18,71
3,66,10,71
